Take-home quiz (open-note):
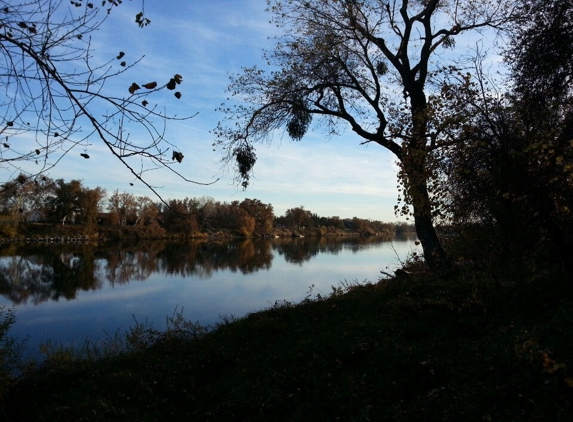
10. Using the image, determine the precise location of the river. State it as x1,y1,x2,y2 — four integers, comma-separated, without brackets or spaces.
0,235,418,357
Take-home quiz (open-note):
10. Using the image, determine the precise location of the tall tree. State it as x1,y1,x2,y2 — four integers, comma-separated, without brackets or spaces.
508,0,573,107
439,0,573,278
48,179,84,224
162,198,199,235
77,186,106,233
107,190,137,225
239,198,274,234
0,0,210,202
285,206,312,230
0,173,55,219
215,0,516,272
133,196,160,226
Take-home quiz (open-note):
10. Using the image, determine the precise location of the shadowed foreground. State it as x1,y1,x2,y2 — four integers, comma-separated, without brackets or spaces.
3,266,573,421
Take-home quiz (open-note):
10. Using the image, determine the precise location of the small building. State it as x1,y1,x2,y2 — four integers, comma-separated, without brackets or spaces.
27,209,44,223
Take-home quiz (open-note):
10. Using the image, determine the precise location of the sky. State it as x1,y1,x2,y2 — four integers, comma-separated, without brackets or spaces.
2,0,505,221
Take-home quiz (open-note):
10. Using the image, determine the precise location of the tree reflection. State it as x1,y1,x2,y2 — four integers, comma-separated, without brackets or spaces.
157,239,273,278
0,237,395,305
99,242,165,285
275,236,391,264
0,244,102,304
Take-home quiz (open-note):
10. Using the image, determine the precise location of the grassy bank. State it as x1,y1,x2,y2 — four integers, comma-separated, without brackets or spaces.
2,265,573,421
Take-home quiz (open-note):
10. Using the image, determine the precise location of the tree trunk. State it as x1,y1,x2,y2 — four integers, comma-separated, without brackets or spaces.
402,156,451,273
405,92,452,274
413,203,451,273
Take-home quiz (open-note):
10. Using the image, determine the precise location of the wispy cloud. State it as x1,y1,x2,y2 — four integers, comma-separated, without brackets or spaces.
1,1,508,221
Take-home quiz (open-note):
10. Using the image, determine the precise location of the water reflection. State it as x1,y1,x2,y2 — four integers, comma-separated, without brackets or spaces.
274,235,391,264
156,240,273,277
0,236,399,306
0,244,103,305
0,236,418,354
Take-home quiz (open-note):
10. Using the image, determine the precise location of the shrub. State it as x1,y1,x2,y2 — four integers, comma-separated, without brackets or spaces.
0,307,23,400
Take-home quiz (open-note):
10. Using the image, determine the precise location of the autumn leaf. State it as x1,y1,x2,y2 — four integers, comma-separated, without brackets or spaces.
135,12,151,27
174,74,183,84
116,51,125,60
3,143,9,148
143,82,157,89
166,79,176,90
174,92,182,99
80,153,90,159
142,100,149,107
172,151,184,163
128,83,140,94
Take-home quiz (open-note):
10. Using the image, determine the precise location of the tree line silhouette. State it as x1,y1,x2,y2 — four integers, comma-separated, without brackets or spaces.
0,174,408,239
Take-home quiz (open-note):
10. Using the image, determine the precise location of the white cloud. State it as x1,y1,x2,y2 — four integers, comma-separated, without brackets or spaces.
1,0,508,222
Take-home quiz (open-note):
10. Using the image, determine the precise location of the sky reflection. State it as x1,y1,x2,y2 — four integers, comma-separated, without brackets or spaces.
0,237,418,357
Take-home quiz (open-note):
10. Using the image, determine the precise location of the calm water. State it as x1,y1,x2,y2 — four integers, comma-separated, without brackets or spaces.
0,236,418,355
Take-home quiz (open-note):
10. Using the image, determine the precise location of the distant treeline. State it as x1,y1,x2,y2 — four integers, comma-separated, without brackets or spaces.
0,174,413,239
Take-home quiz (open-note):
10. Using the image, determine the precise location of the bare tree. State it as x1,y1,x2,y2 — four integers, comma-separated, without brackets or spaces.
0,0,212,202
215,0,517,272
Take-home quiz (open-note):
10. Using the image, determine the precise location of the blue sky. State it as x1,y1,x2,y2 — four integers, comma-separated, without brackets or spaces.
3,0,504,221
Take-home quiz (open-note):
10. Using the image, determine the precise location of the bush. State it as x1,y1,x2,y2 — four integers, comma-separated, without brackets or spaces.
0,216,18,239
0,307,23,400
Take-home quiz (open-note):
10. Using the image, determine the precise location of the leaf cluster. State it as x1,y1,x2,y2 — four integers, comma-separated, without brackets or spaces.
433,0,573,279
0,0,203,209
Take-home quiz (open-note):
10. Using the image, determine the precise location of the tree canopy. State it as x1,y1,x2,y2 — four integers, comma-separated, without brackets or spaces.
436,0,573,279
215,0,517,272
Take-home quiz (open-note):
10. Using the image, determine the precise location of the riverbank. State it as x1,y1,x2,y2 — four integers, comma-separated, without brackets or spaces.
2,263,572,421
0,222,400,243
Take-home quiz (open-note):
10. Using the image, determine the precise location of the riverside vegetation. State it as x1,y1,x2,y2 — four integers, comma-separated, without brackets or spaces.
0,241,572,421
1,1,573,419
0,176,400,242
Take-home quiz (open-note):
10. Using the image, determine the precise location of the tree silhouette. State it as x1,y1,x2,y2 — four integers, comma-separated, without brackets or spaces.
215,0,517,272
0,0,213,204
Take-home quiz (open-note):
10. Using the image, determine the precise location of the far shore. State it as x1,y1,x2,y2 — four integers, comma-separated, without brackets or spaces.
0,221,412,244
